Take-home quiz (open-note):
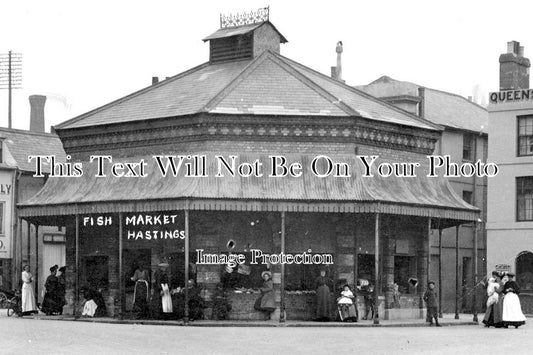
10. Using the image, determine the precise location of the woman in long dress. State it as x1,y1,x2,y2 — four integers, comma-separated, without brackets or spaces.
502,273,526,328
21,265,38,315
41,265,60,315
315,269,333,321
254,271,275,320
131,265,150,319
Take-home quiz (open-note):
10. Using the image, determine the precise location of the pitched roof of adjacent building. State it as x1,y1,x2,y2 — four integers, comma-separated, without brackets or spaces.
357,76,488,134
0,127,66,173
55,51,441,132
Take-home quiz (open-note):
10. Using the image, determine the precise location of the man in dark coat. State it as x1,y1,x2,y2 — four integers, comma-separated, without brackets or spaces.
423,281,440,326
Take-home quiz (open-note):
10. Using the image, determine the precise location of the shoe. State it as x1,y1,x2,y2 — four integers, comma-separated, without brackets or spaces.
436,324,442,327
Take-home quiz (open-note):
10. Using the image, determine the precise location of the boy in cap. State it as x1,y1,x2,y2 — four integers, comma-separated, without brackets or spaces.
423,281,441,326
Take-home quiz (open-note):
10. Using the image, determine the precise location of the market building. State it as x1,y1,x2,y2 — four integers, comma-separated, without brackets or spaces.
357,77,488,314
0,95,66,296
18,9,479,322
487,41,533,313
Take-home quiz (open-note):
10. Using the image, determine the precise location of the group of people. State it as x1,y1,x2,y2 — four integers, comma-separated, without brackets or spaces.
253,269,375,322
130,263,205,320
483,271,527,329
20,264,66,316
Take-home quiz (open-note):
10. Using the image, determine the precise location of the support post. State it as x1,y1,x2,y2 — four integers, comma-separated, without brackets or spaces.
473,221,478,323
455,225,459,319
438,226,443,318
184,209,190,324
75,214,80,317
373,212,380,325
27,222,31,266
427,218,431,285
280,211,286,323
35,225,39,304
118,212,124,320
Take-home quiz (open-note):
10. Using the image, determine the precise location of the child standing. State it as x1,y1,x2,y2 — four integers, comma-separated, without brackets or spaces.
423,281,440,326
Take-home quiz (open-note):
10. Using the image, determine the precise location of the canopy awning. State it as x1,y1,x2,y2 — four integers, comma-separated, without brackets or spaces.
18,153,479,222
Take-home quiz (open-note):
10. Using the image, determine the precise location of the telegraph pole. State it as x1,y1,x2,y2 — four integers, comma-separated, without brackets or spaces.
0,51,23,128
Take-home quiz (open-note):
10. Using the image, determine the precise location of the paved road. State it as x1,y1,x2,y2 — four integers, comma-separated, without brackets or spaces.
0,315,530,355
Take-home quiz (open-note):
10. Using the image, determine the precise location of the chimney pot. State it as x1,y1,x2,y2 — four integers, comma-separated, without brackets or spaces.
29,95,46,133
152,76,159,85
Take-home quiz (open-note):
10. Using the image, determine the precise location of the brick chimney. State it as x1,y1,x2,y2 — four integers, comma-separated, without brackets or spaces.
29,95,46,133
499,41,530,90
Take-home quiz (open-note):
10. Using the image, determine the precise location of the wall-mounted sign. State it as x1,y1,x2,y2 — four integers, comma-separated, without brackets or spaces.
489,89,533,104
495,264,511,272
0,184,11,195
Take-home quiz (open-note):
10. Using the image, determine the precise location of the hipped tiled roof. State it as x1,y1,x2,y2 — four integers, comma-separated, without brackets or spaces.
358,76,488,134
56,52,440,132
0,128,66,172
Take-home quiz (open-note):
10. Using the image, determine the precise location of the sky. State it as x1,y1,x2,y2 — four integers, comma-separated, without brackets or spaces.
0,0,532,132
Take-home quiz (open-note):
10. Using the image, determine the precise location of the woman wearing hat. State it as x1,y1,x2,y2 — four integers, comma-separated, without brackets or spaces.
41,265,61,315
502,273,526,328
154,263,173,319
315,269,333,321
254,271,275,319
130,264,150,319
21,265,38,315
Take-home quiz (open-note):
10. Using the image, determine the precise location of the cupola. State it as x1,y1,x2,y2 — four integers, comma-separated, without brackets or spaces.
202,7,288,63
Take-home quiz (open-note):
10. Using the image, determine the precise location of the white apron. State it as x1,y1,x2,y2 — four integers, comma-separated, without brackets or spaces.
21,271,37,313
161,284,173,313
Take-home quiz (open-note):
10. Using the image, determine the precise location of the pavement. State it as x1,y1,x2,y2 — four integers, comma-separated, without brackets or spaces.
0,313,531,355
0,309,478,327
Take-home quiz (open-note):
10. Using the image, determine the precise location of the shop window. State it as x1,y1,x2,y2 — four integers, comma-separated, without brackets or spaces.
462,191,473,205
285,264,327,291
516,251,533,290
518,116,533,156
124,249,151,292
358,254,375,285
463,133,474,161
83,256,109,290
218,252,267,290
517,177,533,221
394,256,415,294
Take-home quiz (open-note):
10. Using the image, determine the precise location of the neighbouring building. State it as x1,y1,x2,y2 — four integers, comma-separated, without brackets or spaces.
18,9,479,322
0,95,66,298
487,41,533,313
357,77,488,314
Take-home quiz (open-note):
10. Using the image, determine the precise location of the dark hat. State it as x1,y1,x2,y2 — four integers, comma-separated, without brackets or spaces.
58,266,66,273
491,271,500,277
408,278,418,287
261,271,272,279
50,264,58,272
507,272,515,277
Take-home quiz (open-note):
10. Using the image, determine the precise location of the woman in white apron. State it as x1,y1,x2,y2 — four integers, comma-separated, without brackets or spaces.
21,265,38,315
155,263,173,319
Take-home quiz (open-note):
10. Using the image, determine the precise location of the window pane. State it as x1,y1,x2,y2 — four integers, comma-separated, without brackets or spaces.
517,177,533,221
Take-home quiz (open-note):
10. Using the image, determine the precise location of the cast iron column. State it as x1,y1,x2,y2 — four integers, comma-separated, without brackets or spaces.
373,211,380,325
438,226,442,318
473,221,478,322
118,212,124,320
75,214,80,317
184,209,190,324
455,225,459,319
35,225,39,303
280,211,286,323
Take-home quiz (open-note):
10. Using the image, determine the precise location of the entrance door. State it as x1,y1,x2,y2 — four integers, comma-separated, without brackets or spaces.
40,242,66,302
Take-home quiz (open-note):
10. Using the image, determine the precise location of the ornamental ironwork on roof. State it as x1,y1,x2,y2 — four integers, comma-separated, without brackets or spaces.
220,6,269,28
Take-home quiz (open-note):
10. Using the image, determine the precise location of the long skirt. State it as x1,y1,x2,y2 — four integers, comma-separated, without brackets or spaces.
161,284,173,313
21,283,37,313
133,281,149,317
502,292,526,327
316,285,331,319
